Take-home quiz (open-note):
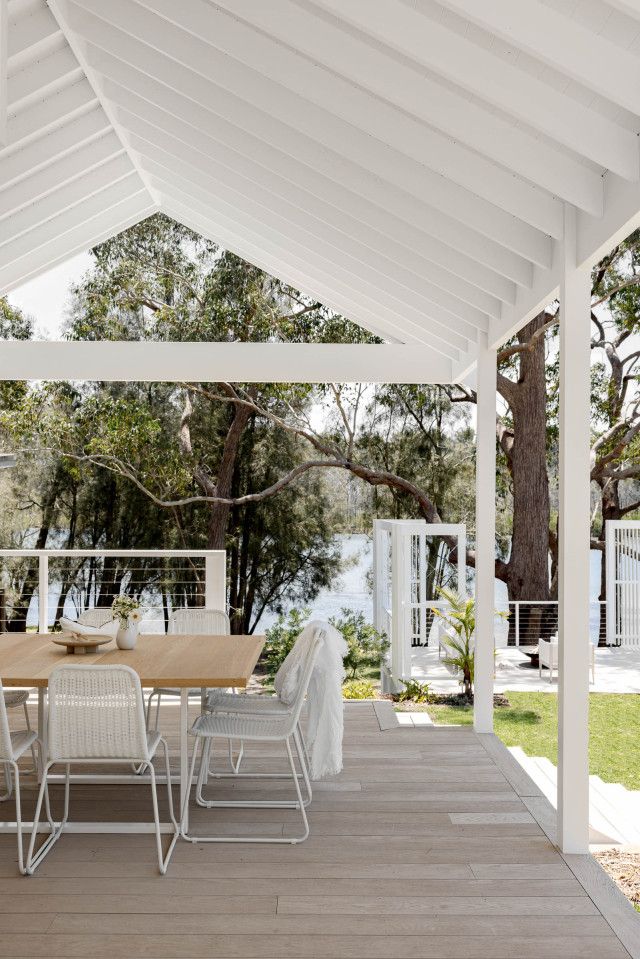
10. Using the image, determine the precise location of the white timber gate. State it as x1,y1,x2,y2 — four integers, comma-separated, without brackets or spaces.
606,520,640,647
373,519,466,689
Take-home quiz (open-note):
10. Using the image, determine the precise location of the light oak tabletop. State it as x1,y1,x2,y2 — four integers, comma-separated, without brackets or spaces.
0,632,265,688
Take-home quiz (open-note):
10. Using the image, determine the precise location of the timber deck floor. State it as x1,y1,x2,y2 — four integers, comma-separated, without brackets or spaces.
0,700,636,958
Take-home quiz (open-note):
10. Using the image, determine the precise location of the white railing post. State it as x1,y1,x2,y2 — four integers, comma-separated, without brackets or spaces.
474,334,497,734
38,554,49,633
515,602,520,647
605,521,615,647
557,202,590,855
205,551,226,611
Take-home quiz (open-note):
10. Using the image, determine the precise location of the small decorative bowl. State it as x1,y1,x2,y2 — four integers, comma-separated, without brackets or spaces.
52,634,115,655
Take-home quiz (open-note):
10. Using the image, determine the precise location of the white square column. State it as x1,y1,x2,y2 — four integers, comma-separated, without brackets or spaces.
558,203,591,854
474,334,497,734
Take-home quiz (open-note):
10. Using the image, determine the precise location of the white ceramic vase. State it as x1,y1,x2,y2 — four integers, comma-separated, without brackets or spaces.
116,619,139,650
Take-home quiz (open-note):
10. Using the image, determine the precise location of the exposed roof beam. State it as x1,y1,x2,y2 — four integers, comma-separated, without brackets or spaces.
143,176,483,354
149,0,605,211
0,0,7,145
7,2,60,70
100,72,517,303
313,0,639,182
0,129,124,218
112,99,503,320
8,45,82,111
0,175,145,269
438,0,640,117
67,0,564,235
0,194,156,292
578,172,640,270
487,245,562,355
0,159,138,249
0,340,453,384
160,193,462,359
48,0,158,209
0,106,110,188
606,0,640,20
83,39,546,273
5,76,96,150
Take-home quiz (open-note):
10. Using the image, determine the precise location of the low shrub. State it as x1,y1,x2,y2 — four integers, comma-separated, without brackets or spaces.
397,679,432,704
330,608,389,679
342,679,377,700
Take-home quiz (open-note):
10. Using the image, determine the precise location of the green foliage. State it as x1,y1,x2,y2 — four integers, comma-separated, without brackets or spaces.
329,608,388,679
433,586,476,699
342,679,377,700
261,608,310,678
397,679,432,704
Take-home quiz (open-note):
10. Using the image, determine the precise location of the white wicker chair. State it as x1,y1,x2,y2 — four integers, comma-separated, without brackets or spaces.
181,628,323,845
1,688,38,797
145,608,231,730
26,664,178,875
0,677,47,873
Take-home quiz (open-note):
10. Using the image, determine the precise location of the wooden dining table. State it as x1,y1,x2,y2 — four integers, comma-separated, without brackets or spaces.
0,631,264,834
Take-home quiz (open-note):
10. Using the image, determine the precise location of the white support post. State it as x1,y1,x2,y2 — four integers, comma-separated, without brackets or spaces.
204,551,226,612
38,555,49,634
0,0,7,147
474,334,497,734
558,203,591,855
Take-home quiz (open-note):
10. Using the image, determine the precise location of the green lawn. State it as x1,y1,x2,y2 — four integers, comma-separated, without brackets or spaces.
425,692,640,791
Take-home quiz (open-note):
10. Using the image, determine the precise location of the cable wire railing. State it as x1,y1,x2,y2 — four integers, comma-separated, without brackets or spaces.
0,549,226,633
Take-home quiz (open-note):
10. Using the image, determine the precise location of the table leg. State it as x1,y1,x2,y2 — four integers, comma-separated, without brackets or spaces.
180,689,189,832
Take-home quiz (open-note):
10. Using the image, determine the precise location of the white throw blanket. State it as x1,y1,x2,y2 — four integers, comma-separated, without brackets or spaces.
274,620,347,780
59,617,120,640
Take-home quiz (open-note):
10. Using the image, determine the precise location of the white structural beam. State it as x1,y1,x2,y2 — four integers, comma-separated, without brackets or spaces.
0,195,156,292
439,0,640,117
577,173,640,271
557,204,591,855
473,336,497,734
313,0,639,182
101,76,516,305
65,0,564,237
0,0,7,145
206,0,605,211
83,43,542,280
0,341,453,385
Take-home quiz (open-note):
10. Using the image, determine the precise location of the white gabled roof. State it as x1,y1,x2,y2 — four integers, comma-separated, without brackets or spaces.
2,0,640,382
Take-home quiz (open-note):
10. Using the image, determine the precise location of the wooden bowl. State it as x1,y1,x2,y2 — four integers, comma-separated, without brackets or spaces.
52,635,115,655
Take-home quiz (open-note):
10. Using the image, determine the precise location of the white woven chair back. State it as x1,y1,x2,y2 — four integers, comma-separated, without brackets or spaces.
0,677,14,761
78,609,116,628
168,608,230,636
47,665,149,762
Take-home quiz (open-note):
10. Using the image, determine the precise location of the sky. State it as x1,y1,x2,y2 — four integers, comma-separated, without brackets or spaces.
7,253,92,339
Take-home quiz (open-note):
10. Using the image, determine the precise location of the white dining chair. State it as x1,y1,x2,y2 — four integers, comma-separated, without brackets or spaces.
0,677,47,874
181,629,323,845
26,664,178,875
145,608,231,730
1,688,38,795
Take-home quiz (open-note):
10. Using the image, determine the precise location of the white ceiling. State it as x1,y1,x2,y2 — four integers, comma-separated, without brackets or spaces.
2,0,640,382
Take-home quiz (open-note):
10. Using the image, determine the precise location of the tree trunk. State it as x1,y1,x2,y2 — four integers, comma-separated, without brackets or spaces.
207,402,254,550
497,313,552,644
597,480,623,647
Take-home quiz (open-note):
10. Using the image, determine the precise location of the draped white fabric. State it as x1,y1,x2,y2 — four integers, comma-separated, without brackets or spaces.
275,620,347,780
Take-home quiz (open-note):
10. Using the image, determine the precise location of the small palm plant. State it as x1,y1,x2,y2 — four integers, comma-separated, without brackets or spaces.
433,587,476,700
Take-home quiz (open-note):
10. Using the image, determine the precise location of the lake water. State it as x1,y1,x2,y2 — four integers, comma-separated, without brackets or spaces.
254,534,606,632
